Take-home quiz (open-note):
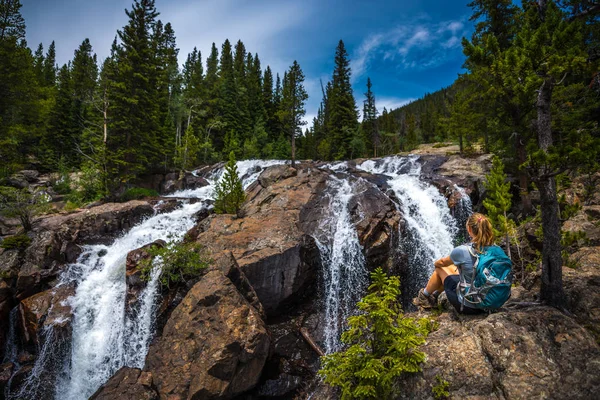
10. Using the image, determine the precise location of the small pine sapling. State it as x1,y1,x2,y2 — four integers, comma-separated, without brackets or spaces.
319,268,432,400
214,151,246,215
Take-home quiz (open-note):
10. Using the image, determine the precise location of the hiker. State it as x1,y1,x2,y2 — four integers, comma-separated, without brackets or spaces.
412,212,512,314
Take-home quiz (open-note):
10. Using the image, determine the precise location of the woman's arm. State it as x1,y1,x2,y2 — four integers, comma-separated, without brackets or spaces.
434,255,453,269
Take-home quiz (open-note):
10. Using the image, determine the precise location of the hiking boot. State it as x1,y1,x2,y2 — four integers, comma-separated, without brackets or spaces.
412,288,438,309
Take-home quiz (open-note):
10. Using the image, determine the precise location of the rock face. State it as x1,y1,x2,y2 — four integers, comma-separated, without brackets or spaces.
18,284,75,348
191,166,327,316
3,200,154,301
125,240,166,311
89,367,158,400
399,307,600,399
145,270,270,400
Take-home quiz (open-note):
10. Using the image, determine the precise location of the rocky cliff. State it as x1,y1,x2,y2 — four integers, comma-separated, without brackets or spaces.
2,155,600,400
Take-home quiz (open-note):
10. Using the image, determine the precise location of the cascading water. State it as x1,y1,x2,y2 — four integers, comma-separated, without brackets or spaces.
8,160,283,400
453,184,474,243
358,155,458,302
313,175,368,354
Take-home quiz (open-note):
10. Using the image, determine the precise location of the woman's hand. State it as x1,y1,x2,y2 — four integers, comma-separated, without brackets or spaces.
434,256,453,269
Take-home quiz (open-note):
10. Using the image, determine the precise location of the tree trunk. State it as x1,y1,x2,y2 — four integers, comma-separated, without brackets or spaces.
103,88,108,144
459,134,463,154
537,78,564,308
291,128,296,168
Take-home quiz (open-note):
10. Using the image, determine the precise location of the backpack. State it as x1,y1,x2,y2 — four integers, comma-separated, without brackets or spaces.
458,245,513,311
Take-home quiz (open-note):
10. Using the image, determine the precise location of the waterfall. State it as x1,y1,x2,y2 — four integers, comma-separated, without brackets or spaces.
313,176,368,354
9,160,282,400
453,184,473,243
358,155,458,302
2,307,18,364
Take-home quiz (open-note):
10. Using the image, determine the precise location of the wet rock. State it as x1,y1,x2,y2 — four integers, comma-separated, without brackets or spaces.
19,284,75,347
125,240,166,311
0,362,14,395
145,269,270,400
399,307,600,399
348,180,401,269
257,374,302,397
89,367,158,400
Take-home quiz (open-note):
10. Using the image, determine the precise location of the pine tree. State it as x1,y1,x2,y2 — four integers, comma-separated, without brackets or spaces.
0,0,25,41
279,61,308,166
107,0,163,184
319,268,431,400
327,40,358,160
362,77,379,157
213,151,246,215
0,0,41,169
43,40,57,86
483,156,514,258
219,39,237,156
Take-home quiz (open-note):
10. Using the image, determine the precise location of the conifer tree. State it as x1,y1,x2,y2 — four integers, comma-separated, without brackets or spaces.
219,39,238,156
327,40,358,160
483,156,514,258
0,0,25,41
279,60,308,166
43,40,57,86
319,268,431,400
362,77,379,157
0,0,41,169
108,0,164,184
213,151,245,215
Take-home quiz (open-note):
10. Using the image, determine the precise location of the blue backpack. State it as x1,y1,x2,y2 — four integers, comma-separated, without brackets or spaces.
459,245,513,311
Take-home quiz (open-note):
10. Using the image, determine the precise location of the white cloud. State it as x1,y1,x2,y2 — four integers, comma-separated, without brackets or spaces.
375,96,416,114
163,0,309,73
350,16,470,81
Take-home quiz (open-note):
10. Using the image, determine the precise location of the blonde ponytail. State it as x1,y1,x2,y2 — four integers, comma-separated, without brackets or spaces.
467,213,495,252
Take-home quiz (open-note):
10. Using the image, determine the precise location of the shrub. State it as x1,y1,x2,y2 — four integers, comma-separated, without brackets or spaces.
213,151,246,215
432,375,450,400
1,234,32,250
139,241,210,288
319,268,433,400
120,187,159,202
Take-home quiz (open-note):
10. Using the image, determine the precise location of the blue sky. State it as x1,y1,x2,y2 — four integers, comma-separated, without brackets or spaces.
22,0,473,125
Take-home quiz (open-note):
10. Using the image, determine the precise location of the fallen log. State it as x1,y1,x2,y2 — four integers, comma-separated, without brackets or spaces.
300,327,325,357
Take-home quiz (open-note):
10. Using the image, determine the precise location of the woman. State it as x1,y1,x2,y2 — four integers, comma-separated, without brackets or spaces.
412,212,496,315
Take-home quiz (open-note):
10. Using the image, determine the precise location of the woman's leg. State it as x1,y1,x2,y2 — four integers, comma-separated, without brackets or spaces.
424,265,459,295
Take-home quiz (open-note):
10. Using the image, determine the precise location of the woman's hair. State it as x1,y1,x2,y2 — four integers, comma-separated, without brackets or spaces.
467,212,494,251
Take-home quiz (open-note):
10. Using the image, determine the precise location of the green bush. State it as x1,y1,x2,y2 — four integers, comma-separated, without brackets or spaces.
1,234,32,250
139,241,211,288
120,187,159,202
319,268,433,400
432,375,450,399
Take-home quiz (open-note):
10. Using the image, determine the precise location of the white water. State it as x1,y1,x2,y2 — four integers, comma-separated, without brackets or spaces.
9,160,283,400
358,155,458,290
313,176,368,354
453,184,474,242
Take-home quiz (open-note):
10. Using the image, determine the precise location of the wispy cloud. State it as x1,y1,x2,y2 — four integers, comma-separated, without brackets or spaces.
350,16,469,82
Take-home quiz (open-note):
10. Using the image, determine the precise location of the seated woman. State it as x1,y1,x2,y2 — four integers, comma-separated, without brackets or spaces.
412,212,495,315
